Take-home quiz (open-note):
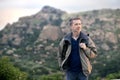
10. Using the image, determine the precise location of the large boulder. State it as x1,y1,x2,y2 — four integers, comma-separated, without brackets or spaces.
39,25,63,41
105,32,118,44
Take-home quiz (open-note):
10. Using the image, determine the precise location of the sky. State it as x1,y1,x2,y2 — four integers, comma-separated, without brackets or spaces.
0,0,120,30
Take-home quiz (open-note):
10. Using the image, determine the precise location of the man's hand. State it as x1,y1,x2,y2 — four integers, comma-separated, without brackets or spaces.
79,43,87,50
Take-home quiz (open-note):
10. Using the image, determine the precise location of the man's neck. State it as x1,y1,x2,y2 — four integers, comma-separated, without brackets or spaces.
72,32,80,40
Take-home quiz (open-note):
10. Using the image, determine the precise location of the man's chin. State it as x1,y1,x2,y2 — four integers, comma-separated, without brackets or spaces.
73,31,80,35
75,31,80,33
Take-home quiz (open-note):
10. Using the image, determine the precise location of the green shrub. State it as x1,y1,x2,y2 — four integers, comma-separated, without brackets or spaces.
39,72,64,80
0,56,28,80
106,71,120,80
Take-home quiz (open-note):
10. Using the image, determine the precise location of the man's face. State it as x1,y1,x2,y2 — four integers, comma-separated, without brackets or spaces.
71,19,82,35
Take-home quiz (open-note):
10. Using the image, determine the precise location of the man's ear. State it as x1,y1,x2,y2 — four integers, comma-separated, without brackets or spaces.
70,26,73,32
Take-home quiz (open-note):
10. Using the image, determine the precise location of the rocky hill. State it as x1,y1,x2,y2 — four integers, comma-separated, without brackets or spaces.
0,6,120,80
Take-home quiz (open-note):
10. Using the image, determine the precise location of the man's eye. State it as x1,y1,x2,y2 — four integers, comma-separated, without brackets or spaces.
74,23,81,25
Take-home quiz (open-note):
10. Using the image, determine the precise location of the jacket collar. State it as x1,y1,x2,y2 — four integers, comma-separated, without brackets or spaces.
64,31,88,44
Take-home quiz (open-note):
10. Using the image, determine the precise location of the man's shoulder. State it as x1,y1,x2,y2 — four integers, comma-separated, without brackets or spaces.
64,33,72,39
80,32,89,39
61,33,72,44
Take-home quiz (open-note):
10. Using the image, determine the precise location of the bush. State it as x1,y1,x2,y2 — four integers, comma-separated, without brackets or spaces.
0,56,28,80
39,72,64,80
106,71,120,80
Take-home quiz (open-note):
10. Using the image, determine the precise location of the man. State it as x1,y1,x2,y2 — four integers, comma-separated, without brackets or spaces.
58,17,97,80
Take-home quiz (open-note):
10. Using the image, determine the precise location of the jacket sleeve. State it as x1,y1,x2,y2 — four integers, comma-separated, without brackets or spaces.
57,38,64,67
84,37,97,59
